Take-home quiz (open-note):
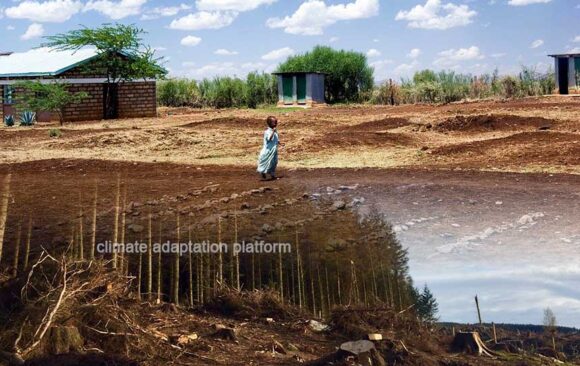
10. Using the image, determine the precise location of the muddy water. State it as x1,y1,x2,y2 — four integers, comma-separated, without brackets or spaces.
364,175,580,327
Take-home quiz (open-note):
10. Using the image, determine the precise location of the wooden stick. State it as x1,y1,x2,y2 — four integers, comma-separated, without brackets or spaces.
23,215,32,270
475,295,483,326
0,173,12,264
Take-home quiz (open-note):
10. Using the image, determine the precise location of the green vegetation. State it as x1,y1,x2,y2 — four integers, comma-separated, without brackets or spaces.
415,284,439,323
3,115,15,127
49,128,61,138
372,66,555,105
157,72,277,109
277,46,374,103
43,24,167,117
15,81,88,125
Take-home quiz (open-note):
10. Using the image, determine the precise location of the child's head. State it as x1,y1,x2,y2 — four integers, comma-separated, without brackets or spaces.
266,116,278,128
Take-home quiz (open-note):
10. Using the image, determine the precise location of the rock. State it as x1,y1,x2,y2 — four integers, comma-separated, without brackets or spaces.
220,197,230,203
127,224,144,233
331,200,346,211
230,193,239,199
240,202,251,210
261,224,273,233
340,340,375,355
338,184,359,190
308,319,329,332
495,201,503,205
265,317,275,324
170,333,198,346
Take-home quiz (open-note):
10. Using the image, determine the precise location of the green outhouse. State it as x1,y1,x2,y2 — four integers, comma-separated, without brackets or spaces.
272,72,326,107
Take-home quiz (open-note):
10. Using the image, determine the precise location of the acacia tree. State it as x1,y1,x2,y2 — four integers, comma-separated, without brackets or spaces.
276,46,374,103
43,24,167,119
16,81,88,125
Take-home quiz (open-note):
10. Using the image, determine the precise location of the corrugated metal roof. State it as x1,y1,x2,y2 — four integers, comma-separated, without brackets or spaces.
548,53,580,58
0,47,98,78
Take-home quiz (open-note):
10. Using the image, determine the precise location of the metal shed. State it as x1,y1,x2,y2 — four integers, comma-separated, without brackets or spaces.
272,72,326,107
548,53,580,95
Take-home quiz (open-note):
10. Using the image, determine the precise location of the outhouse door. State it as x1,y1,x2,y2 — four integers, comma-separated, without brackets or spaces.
282,76,293,104
558,58,569,95
296,75,307,104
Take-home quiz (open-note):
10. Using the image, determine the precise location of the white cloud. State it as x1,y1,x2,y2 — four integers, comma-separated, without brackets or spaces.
434,46,484,66
196,0,276,12
266,0,379,36
373,38,379,43
329,36,339,43
508,0,551,6
394,60,420,76
408,48,421,59
395,0,476,30
6,25,16,31
179,60,273,78
21,23,44,40
366,48,381,57
567,47,580,54
369,59,394,80
530,39,543,49
5,0,83,23
141,4,191,20
573,35,580,43
261,47,294,61
214,48,238,56
84,0,146,20
180,35,202,47
169,11,236,30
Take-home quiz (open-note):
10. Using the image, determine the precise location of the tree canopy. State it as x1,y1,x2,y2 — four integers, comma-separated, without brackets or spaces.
43,23,167,83
276,46,374,103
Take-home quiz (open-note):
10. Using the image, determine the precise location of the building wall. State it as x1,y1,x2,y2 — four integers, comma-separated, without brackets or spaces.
118,81,156,119
1,57,157,122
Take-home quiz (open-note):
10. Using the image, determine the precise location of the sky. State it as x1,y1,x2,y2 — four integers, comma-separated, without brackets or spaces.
0,0,579,81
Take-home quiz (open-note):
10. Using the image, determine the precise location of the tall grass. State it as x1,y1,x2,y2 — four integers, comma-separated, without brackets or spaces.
371,66,555,105
157,72,277,109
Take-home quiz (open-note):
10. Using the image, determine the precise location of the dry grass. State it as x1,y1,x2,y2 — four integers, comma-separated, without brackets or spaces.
1,96,579,174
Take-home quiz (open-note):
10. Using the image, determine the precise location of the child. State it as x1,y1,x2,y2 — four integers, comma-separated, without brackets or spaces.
257,116,280,180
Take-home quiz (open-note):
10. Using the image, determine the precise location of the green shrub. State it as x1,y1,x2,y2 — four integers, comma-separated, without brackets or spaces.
19,111,36,126
49,128,61,138
4,115,15,127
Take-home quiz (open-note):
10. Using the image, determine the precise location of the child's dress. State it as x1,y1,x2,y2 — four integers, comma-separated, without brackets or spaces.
257,127,279,175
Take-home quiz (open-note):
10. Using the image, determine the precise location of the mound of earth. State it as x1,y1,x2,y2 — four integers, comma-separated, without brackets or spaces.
432,132,580,166
433,114,555,132
182,117,265,129
343,117,412,132
311,131,416,150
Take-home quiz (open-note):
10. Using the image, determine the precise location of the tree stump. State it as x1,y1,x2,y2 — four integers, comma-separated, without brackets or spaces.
451,331,496,357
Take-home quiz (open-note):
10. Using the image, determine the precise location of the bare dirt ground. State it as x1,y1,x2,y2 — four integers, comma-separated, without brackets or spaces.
0,96,578,173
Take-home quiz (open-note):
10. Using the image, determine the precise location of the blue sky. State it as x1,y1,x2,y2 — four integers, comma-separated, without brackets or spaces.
0,0,578,81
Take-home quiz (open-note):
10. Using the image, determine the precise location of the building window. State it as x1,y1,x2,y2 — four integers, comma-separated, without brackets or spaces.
3,86,14,105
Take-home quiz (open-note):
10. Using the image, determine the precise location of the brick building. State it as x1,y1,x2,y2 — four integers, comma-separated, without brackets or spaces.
0,48,157,122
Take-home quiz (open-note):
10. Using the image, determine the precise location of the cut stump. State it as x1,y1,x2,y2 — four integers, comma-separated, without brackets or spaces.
451,331,496,357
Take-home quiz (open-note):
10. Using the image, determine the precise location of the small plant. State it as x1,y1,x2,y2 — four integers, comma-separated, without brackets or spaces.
19,111,36,126
4,115,15,127
49,128,61,138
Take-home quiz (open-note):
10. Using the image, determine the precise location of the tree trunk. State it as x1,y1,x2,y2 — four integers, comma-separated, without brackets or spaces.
12,222,21,277
156,221,162,304
112,174,121,269
0,173,12,264
23,215,32,270
78,192,84,261
147,212,153,301
172,214,180,304
119,185,127,273
90,182,98,260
